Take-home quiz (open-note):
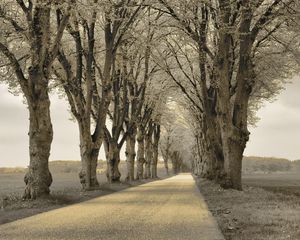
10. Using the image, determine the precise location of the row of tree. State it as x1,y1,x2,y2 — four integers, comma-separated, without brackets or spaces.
155,0,300,189
1,0,299,199
0,0,171,199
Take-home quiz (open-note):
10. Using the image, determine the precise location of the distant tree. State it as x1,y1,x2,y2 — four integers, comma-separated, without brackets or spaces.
159,97,196,175
171,151,182,174
160,124,173,175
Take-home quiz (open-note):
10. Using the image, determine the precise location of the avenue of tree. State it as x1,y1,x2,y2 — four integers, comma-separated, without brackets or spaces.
0,0,299,199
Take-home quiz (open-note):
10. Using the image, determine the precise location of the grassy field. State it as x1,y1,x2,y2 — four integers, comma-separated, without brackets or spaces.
243,172,300,197
198,172,300,240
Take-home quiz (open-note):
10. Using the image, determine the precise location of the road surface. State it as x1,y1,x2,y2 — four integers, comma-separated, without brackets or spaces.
0,174,224,240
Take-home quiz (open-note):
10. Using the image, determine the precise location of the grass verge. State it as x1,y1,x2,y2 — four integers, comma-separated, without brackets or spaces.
196,178,300,240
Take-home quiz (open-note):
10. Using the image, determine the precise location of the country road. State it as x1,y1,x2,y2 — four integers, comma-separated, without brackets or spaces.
0,174,224,240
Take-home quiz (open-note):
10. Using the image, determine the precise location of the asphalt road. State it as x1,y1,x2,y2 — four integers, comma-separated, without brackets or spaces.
0,174,224,240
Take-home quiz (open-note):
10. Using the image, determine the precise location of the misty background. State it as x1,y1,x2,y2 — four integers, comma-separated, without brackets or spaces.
0,78,299,167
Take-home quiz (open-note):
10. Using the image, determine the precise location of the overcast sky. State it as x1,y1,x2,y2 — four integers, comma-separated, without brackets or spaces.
244,77,300,160
0,78,299,167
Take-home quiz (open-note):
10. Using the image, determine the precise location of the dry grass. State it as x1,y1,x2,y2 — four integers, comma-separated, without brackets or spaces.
197,174,300,240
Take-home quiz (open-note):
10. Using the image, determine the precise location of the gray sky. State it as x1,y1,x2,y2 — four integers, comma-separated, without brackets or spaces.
0,78,299,167
244,77,300,160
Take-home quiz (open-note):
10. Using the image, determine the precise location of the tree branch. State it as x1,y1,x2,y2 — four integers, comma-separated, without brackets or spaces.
0,42,28,90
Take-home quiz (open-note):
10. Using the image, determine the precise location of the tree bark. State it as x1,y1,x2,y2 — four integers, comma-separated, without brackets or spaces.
192,110,224,182
220,57,252,190
162,151,169,176
144,134,152,179
77,121,100,190
23,87,53,199
105,140,121,183
79,145,100,189
151,124,160,179
136,127,145,180
160,132,171,176
151,146,158,179
90,148,100,186
205,115,225,181
194,131,212,178
125,131,137,182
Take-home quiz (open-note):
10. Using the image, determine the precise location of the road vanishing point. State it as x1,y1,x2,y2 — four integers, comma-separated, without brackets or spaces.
0,174,224,240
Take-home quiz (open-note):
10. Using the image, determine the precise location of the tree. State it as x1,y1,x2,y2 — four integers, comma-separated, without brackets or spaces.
171,151,182,174
156,0,300,189
160,123,173,175
0,0,70,199
212,0,299,189
102,2,145,183
54,0,104,190
54,0,143,187
103,67,128,183
136,104,153,179
158,96,196,175
142,75,169,179
154,28,224,181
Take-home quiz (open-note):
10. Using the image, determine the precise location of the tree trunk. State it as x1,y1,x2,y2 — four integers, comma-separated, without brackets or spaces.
193,110,224,182
105,141,121,183
192,143,200,176
171,151,182,174
214,2,241,189
78,123,100,190
221,76,251,190
219,125,248,190
220,4,254,190
162,151,169,176
160,132,170,175
125,131,137,182
217,99,245,189
144,135,152,179
205,115,225,182
90,148,100,186
195,131,212,178
151,124,160,179
216,75,249,190
216,4,253,190
151,144,158,179
79,146,100,190
23,89,53,199
136,128,145,180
